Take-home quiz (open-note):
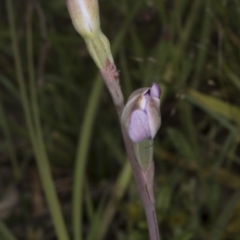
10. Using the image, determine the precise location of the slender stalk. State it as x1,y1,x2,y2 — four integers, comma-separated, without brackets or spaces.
7,0,69,239
6,0,36,146
72,76,103,240
101,62,160,240
26,4,70,240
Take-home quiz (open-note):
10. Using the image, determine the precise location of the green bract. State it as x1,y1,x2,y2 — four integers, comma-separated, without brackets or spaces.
66,0,114,69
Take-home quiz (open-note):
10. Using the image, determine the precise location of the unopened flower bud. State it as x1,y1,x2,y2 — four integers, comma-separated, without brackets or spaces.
66,0,114,69
121,83,161,143
66,0,100,38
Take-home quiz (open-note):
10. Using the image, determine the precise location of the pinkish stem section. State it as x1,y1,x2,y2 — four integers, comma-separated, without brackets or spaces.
100,59,124,111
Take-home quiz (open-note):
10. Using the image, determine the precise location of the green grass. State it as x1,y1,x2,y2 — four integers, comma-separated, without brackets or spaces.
0,0,240,239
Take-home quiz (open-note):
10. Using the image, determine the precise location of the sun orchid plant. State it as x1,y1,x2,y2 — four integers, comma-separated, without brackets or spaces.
66,0,161,239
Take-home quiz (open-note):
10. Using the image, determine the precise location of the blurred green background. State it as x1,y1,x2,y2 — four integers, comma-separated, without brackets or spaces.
1,0,240,239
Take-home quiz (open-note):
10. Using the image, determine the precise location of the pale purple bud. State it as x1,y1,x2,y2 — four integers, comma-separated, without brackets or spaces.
121,83,161,143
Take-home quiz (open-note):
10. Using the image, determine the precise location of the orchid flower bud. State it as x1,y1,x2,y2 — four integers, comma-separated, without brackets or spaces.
121,83,161,143
66,0,100,38
122,83,161,203
66,0,114,69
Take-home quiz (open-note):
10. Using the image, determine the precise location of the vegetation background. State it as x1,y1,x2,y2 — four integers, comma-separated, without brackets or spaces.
1,0,240,239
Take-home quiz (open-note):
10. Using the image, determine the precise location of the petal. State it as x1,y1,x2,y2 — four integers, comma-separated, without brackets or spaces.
151,97,160,111
128,110,151,142
137,92,150,110
150,83,161,98
128,87,148,102
146,98,161,139
121,88,149,128
121,94,139,128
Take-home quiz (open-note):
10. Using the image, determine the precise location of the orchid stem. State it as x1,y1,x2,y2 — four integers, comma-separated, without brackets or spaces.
101,62,160,240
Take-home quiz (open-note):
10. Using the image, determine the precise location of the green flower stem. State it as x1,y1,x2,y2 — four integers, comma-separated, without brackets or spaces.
72,75,103,240
6,0,36,151
7,1,69,239
26,5,70,240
